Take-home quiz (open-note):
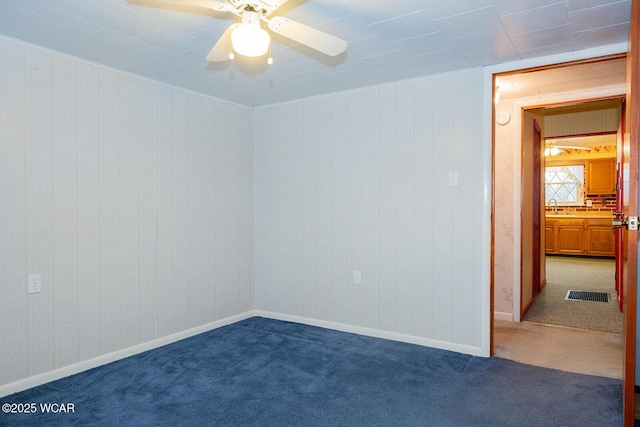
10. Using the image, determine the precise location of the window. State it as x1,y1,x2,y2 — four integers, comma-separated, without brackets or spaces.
545,165,585,205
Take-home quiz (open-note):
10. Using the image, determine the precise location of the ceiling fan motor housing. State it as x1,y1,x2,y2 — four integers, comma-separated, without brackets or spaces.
241,10,261,25
227,1,281,15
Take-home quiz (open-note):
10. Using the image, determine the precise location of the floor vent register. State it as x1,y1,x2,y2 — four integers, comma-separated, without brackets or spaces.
565,290,610,303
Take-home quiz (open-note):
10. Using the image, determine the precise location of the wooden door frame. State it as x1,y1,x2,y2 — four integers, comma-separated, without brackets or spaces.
520,115,544,319
518,99,623,318
623,1,639,423
532,119,543,297
489,53,635,423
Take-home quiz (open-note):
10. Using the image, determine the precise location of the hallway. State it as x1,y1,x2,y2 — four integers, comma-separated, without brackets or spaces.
494,320,622,379
494,256,622,379
524,256,622,333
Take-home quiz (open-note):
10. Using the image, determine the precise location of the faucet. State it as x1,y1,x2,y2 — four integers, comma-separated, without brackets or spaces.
548,198,558,215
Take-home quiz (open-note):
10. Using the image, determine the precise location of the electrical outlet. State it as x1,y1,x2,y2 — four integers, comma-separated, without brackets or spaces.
28,274,41,294
449,171,459,187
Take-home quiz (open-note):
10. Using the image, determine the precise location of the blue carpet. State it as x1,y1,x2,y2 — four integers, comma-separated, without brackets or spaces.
1,317,622,426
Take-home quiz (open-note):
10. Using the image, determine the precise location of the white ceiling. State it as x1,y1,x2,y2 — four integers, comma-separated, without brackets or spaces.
0,0,632,107
496,56,627,101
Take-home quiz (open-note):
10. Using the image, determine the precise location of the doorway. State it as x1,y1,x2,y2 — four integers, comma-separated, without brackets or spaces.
491,55,627,324
491,56,628,377
522,100,624,335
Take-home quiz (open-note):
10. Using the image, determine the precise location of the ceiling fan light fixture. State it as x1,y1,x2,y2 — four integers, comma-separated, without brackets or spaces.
231,11,270,57
544,146,563,157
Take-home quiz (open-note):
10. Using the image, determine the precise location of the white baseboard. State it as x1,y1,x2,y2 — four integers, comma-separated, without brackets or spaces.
253,310,483,357
1,310,486,397
494,311,514,321
0,312,254,398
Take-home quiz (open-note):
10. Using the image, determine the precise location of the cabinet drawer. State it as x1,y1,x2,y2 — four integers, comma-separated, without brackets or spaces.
556,218,585,226
585,219,613,228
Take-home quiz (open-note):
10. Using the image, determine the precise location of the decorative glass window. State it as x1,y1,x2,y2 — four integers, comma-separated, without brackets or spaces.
545,165,585,205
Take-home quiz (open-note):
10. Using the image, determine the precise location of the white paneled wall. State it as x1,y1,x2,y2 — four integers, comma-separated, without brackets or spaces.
544,107,620,136
255,69,485,353
0,37,254,389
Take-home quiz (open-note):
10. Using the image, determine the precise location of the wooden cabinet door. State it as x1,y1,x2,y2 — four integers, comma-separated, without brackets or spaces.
585,219,615,256
545,220,557,253
585,159,616,194
556,219,584,254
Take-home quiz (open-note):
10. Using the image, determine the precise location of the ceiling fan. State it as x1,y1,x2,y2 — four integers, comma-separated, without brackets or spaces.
544,140,592,157
141,0,348,62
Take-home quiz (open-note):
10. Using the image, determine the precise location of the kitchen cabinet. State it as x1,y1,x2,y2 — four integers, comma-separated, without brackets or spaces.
545,219,557,253
585,159,616,194
545,216,614,256
556,219,584,255
585,219,615,256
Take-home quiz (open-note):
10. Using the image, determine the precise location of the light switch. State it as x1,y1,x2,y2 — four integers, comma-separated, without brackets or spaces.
353,270,362,285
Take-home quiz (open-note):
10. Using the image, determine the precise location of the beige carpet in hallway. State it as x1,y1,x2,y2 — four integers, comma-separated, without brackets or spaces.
494,320,622,379
523,255,622,334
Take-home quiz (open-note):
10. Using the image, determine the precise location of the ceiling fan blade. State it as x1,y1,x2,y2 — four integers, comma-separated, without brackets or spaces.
556,145,592,150
267,16,347,57
259,0,291,14
206,24,236,62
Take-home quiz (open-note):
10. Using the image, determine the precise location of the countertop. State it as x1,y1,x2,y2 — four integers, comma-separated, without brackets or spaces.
545,211,613,219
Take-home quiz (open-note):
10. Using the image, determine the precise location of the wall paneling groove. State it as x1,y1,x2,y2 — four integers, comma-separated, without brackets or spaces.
0,37,254,391
255,69,485,352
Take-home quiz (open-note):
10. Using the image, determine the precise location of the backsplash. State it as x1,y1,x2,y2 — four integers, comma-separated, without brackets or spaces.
545,193,616,213
584,194,616,209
